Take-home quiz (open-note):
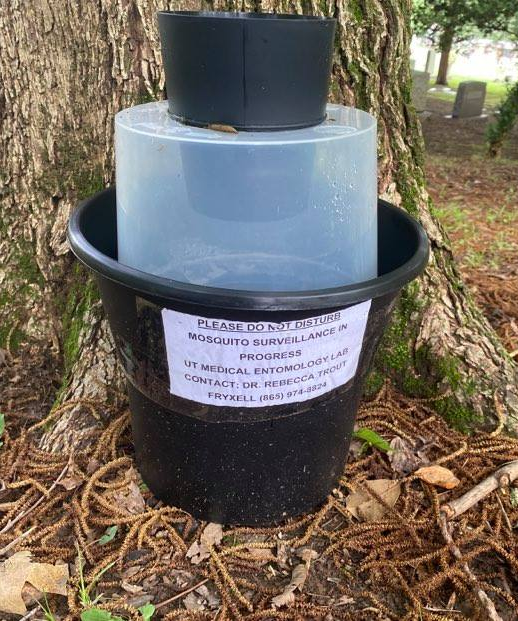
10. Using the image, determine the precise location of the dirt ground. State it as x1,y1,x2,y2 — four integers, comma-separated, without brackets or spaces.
422,97,518,356
1,100,518,621
2,375,518,621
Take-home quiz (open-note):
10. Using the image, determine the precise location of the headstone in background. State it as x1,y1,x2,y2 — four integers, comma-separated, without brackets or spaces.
410,58,416,70
411,70,430,112
452,81,487,118
425,50,437,75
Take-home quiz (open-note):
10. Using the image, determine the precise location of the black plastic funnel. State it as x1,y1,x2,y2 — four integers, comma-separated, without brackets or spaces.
68,188,429,525
157,11,336,131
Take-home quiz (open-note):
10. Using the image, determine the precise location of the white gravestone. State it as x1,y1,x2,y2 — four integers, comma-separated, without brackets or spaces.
452,81,486,118
411,70,430,113
425,50,437,75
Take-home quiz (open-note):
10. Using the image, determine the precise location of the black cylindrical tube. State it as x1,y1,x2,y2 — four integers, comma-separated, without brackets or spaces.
158,11,336,131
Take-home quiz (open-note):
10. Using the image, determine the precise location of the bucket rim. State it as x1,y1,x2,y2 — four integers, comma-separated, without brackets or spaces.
157,11,336,23
68,187,429,311
115,101,377,144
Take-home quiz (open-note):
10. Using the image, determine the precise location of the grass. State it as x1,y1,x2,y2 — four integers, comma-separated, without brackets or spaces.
432,187,518,271
427,74,511,108
76,543,116,608
74,543,156,620
38,595,58,621
433,201,476,235
486,197,518,225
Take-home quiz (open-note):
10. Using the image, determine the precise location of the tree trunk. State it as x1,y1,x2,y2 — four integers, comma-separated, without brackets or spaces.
436,26,454,86
1,0,517,453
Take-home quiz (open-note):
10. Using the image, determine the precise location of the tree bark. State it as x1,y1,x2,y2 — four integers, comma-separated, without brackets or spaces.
1,0,517,453
436,26,454,86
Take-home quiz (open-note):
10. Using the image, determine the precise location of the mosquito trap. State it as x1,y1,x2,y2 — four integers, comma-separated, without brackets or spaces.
68,11,429,525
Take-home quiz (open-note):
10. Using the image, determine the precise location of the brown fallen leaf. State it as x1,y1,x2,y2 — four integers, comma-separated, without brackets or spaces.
170,569,195,587
389,436,422,476
271,564,309,608
296,548,318,563
20,583,45,608
26,561,68,595
121,581,144,594
196,584,220,609
335,595,355,606
207,123,238,134
415,465,460,489
121,565,142,580
276,541,288,567
0,551,69,615
347,439,364,460
186,541,206,565
142,573,158,588
416,436,441,463
187,523,223,565
86,458,102,474
245,547,274,563
346,479,401,522
271,543,318,608
111,470,146,515
201,522,223,547
58,463,84,490
58,475,83,490
126,594,153,608
184,591,205,611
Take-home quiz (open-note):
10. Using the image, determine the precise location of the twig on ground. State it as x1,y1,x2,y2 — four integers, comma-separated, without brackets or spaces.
441,460,518,519
424,606,462,615
439,514,503,621
0,454,72,534
155,578,209,610
495,493,513,531
18,608,39,621
0,525,36,556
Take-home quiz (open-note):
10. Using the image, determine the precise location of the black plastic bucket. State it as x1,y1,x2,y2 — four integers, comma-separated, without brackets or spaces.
68,188,429,525
157,11,336,131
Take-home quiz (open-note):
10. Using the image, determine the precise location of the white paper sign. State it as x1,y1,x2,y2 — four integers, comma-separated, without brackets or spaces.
162,300,371,408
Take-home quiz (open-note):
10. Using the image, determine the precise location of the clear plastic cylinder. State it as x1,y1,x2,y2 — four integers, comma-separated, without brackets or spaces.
115,101,377,291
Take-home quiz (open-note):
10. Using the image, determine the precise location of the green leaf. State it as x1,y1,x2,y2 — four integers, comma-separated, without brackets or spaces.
80,610,111,621
80,609,124,621
353,428,391,453
510,488,518,509
138,603,155,621
98,525,118,545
